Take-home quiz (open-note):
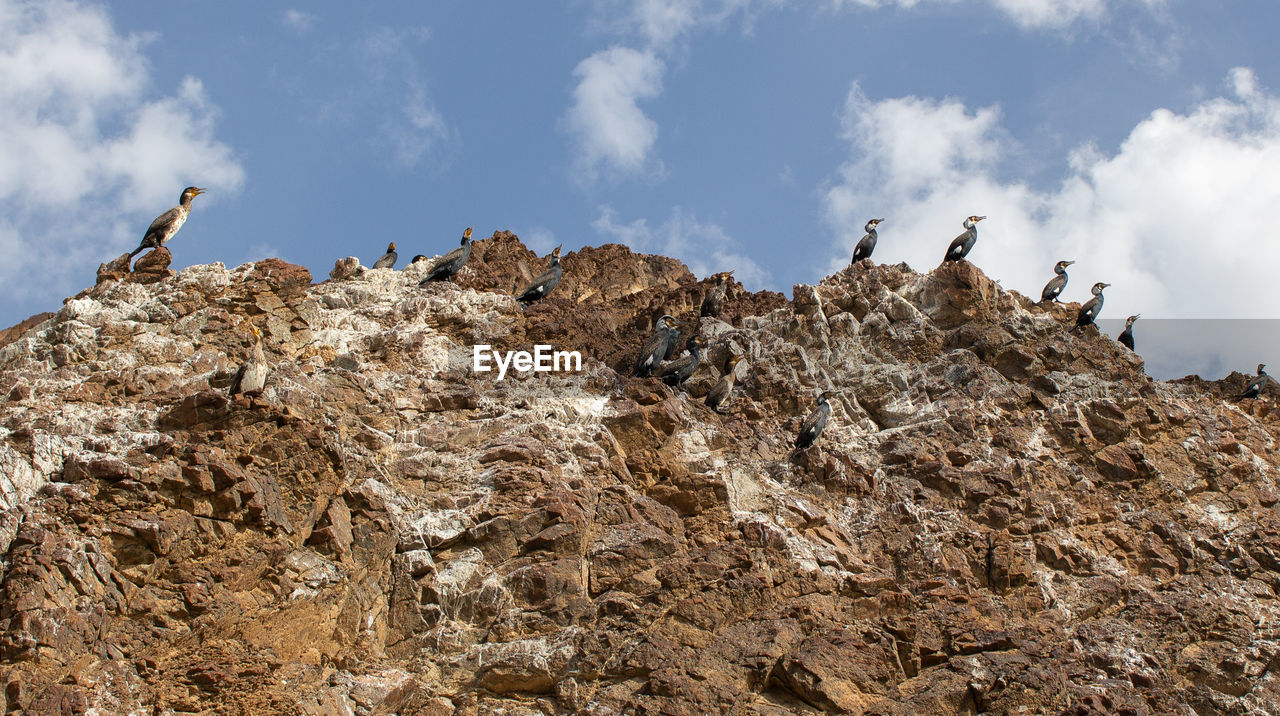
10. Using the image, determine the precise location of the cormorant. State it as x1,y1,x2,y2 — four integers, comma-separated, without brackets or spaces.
129,186,206,259
942,215,986,263
1237,364,1269,400
794,390,835,451
515,246,563,306
372,242,398,269
705,355,743,413
229,325,269,398
700,272,733,319
411,255,428,264
633,315,681,378
1075,282,1110,327
1040,260,1074,303
851,218,885,264
656,335,707,387
1118,314,1139,351
420,228,474,284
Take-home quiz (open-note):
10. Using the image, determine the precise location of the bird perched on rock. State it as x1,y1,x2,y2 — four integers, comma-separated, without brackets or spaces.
656,335,707,388
633,315,681,378
942,216,985,263
705,354,743,413
129,186,206,260
1075,282,1110,327
515,246,563,307
229,325,269,398
410,254,428,264
372,242,398,269
1118,314,1139,350
700,272,733,319
420,228,474,284
1040,260,1074,303
851,218,884,264
794,391,835,452
1236,364,1270,400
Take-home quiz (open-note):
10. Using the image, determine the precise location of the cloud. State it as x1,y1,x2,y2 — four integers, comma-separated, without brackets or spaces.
565,46,666,182
521,227,560,255
0,0,243,316
280,9,315,33
821,69,1280,321
828,0,1162,29
593,205,768,287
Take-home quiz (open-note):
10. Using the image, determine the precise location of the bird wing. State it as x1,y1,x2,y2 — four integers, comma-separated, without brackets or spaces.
656,353,694,379
635,331,669,369
228,363,248,396
945,233,968,258
1041,274,1066,301
373,251,398,269
853,233,874,259
705,378,729,406
144,207,181,240
1076,297,1101,324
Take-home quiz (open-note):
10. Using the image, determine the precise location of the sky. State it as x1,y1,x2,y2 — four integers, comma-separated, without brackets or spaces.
3,0,1280,378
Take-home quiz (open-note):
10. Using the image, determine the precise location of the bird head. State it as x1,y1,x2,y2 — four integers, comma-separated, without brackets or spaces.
551,246,562,258
1127,314,1140,325
387,242,396,252
819,389,837,402
657,314,678,329
969,215,986,223
727,354,743,367
243,323,262,339
182,187,206,201
866,218,884,230
692,335,708,348
1259,363,1267,375
464,227,473,240
1094,282,1110,293
1056,260,1075,270
411,254,427,263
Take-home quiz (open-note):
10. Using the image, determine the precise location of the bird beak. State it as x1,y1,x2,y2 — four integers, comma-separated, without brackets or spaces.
976,216,987,221
193,188,207,196
875,218,885,223
1135,314,1141,320
1065,260,1075,265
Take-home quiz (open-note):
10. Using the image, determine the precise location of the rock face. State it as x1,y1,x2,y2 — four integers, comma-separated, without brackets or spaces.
1,239,1279,714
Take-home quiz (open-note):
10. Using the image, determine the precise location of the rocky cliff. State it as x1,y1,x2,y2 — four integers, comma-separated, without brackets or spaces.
1,232,1278,714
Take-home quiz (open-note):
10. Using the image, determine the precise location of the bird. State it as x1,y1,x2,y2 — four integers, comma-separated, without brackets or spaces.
1236,364,1270,401
942,215,986,263
410,254,428,264
515,246,563,306
420,228,474,284
700,272,733,319
705,355,743,413
633,315,681,378
851,218,885,264
656,335,707,388
372,242,398,269
1118,314,1139,350
1040,260,1074,303
794,391,835,452
229,325,269,398
129,186,206,259
1075,282,1110,327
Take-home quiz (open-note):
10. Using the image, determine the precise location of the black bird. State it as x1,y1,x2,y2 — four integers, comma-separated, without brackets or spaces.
515,246,563,306
1075,282,1110,327
1040,260,1074,303
410,254,428,264
794,390,835,451
942,215,986,263
229,325,269,398
1236,364,1270,400
851,218,885,264
656,335,707,387
372,242,398,269
1118,314,1139,351
705,355,743,413
129,186,206,259
700,272,733,318
420,228,474,284
633,315,681,377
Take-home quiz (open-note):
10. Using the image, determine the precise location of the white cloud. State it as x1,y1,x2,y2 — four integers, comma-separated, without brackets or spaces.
593,205,768,287
0,0,243,314
829,0,1162,29
565,46,665,182
521,227,560,255
281,9,315,33
822,68,1280,320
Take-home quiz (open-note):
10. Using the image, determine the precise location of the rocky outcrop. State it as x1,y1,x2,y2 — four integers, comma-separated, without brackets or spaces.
1,237,1278,714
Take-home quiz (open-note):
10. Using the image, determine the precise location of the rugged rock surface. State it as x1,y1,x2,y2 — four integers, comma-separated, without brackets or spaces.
1,234,1279,714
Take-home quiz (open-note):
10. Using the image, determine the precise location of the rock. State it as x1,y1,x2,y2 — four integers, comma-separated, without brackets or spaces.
0,233,1276,714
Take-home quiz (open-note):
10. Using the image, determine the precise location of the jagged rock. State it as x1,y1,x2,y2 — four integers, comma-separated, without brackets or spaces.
0,233,1278,713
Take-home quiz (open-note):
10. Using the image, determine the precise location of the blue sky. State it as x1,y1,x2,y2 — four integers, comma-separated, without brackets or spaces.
4,0,1280,375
